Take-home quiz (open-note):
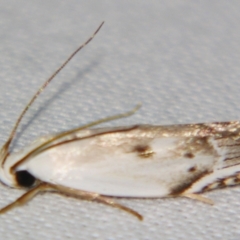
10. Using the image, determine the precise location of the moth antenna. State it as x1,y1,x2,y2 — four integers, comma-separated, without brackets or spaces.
0,22,104,165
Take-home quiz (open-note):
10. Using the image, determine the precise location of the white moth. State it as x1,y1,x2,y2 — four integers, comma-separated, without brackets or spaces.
0,22,239,221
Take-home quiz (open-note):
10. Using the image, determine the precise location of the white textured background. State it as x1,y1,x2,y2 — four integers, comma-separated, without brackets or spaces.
0,1,240,239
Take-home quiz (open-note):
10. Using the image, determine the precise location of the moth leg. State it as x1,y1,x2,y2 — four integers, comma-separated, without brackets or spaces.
91,195,143,221
182,193,214,205
0,182,52,214
0,182,143,220
52,184,143,221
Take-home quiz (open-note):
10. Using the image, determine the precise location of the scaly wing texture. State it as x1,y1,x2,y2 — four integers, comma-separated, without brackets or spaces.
17,123,240,197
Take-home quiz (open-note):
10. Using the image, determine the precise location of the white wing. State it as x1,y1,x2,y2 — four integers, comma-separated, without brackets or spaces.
16,125,226,197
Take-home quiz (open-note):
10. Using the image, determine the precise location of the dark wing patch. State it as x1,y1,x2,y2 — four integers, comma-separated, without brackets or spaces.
184,152,195,158
132,144,155,159
188,166,197,172
170,170,211,195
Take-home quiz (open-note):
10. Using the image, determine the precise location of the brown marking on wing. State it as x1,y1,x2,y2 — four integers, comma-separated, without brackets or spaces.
224,156,240,162
215,136,240,168
188,166,197,172
201,122,240,139
184,152,195,158
202,173,240,192
170,170,211,195
173,137,217,160
218,143,240,148
132,144,155,159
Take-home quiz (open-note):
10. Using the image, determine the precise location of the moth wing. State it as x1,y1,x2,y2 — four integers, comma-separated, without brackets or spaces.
19,130,218,197
185,135,240,193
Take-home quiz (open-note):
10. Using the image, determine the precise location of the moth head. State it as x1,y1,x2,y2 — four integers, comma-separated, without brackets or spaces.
0,145,36,188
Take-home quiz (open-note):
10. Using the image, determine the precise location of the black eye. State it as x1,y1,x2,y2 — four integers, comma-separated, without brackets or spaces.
16,170,36,187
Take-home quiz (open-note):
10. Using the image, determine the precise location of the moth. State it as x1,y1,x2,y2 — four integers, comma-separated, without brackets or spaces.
0,22,240,221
